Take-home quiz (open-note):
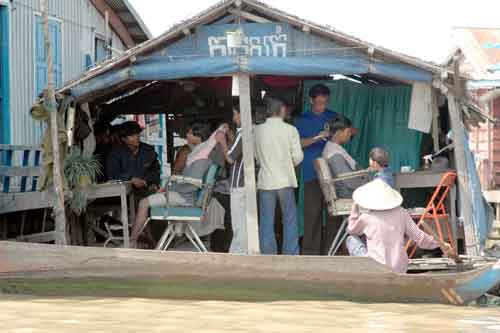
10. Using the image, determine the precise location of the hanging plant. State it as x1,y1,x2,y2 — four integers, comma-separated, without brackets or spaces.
64,147,102,215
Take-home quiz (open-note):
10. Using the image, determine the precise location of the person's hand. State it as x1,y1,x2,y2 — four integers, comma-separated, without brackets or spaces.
441,242,455,257
314,130,330,142
352,203,360,213
131,177,147,189
157,187,166,193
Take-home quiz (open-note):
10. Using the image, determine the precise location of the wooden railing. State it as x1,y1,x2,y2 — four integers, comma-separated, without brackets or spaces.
0,144,43,193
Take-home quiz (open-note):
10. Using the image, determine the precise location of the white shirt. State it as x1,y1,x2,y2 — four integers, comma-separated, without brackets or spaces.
254,117,304,190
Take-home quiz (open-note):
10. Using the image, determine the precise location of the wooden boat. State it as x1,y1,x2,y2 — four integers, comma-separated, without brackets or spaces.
0,241,499,305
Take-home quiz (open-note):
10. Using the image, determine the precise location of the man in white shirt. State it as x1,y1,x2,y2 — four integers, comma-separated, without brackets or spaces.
254,98,304,255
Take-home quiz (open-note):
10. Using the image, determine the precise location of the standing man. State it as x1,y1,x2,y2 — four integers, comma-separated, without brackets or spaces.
224,105,248,253
255,98,304,255
295,84,337,255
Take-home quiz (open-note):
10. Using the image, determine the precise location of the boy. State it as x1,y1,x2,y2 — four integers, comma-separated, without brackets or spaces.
369,147,395,188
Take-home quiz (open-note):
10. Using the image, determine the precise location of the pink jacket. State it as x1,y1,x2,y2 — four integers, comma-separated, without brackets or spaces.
347,205,440,273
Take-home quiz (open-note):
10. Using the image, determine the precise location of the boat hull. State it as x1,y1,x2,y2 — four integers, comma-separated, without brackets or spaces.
0,242,499,305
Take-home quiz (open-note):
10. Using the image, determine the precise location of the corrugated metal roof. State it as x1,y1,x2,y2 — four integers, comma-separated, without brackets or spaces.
453,28,500,81
105,0,152,44
59,0,445,95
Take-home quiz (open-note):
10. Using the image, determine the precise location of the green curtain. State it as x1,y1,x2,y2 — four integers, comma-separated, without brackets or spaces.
297,79,423,235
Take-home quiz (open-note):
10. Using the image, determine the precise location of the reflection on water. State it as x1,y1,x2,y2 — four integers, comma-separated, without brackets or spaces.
1,296,500,332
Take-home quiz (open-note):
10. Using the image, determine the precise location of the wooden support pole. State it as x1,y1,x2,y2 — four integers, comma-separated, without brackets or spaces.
487,101,493,189
41,0,67,245
431,89,440,153
238,73,260,254
448,57,478,255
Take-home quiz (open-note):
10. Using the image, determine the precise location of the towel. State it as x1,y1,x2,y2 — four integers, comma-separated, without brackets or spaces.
322,141,357,170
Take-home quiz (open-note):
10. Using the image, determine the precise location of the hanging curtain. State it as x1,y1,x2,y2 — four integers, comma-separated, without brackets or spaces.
297,79,422,235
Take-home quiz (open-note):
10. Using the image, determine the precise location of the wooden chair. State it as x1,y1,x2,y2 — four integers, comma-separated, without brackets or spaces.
141,163,219,252
314,157,369,256
405,171,457,258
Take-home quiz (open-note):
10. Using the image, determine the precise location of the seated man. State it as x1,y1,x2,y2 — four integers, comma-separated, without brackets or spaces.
130,123,227,248
172,124,208,175
106,121,161,195
322,115,367,198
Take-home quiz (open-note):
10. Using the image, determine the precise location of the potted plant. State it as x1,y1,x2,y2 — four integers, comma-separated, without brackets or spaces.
64,148,102,215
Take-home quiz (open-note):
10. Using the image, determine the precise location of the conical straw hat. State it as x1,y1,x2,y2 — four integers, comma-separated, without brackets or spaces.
353,179,403,211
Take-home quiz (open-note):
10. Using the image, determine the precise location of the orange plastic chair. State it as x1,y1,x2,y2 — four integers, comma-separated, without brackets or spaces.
405,171,457,258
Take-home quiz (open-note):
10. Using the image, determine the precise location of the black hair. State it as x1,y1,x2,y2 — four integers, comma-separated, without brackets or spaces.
309,84,330,99
190,123,211,142
327,114,352,137
265,97,284,117
119,121,142,138
233,104,241,113
93,122,110,136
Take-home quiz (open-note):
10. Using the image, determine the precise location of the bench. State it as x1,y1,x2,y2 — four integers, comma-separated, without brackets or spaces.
0,145,57,242
0,145,57,214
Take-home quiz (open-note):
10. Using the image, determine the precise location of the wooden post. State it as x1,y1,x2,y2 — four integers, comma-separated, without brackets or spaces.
487,101,493,188
431,89,440,153
448,56,479,255
41,0,67,245
238,73,260,254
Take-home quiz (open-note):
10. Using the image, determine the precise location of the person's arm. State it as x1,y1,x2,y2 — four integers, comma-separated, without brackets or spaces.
145,154,161,188
290,128,304,166
347,203,365,235
227,133,242,165
328,155,365,191
295,119,324,148
172,146,190,175
404,211,440,250
301,133,328,148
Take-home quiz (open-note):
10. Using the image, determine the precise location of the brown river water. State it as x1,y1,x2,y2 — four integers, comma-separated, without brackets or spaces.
1,296,500,332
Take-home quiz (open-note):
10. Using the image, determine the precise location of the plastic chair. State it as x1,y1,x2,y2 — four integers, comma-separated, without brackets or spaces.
405,171,457,258
140,163,219,252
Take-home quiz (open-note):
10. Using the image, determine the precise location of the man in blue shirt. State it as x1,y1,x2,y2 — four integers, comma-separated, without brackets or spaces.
295,84,336,255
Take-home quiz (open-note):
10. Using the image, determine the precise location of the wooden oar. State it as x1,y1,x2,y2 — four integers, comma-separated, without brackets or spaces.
418,219,463,264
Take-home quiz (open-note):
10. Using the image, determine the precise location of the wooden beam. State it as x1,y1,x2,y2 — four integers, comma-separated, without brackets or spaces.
0,145,42,151
238,73,260,254
0,191,56,214
16,231,57,243
89,0,136,48
41,0,67,246
228,9,271,23
0,166,42,177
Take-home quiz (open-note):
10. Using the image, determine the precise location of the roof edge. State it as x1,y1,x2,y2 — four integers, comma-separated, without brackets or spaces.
121,0,153,39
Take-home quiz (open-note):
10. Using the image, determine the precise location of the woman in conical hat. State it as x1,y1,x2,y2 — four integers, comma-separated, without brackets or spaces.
346,179,450,273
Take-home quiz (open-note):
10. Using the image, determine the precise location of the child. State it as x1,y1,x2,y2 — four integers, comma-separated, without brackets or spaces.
369,147,395,188
346,179,453,273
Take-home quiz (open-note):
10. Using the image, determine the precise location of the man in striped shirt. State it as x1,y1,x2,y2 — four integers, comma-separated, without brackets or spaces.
224,105,248,253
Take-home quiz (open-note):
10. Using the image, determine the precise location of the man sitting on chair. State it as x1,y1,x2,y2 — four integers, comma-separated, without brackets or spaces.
106,121,161,195
130,123,228,248
322,115,367,198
